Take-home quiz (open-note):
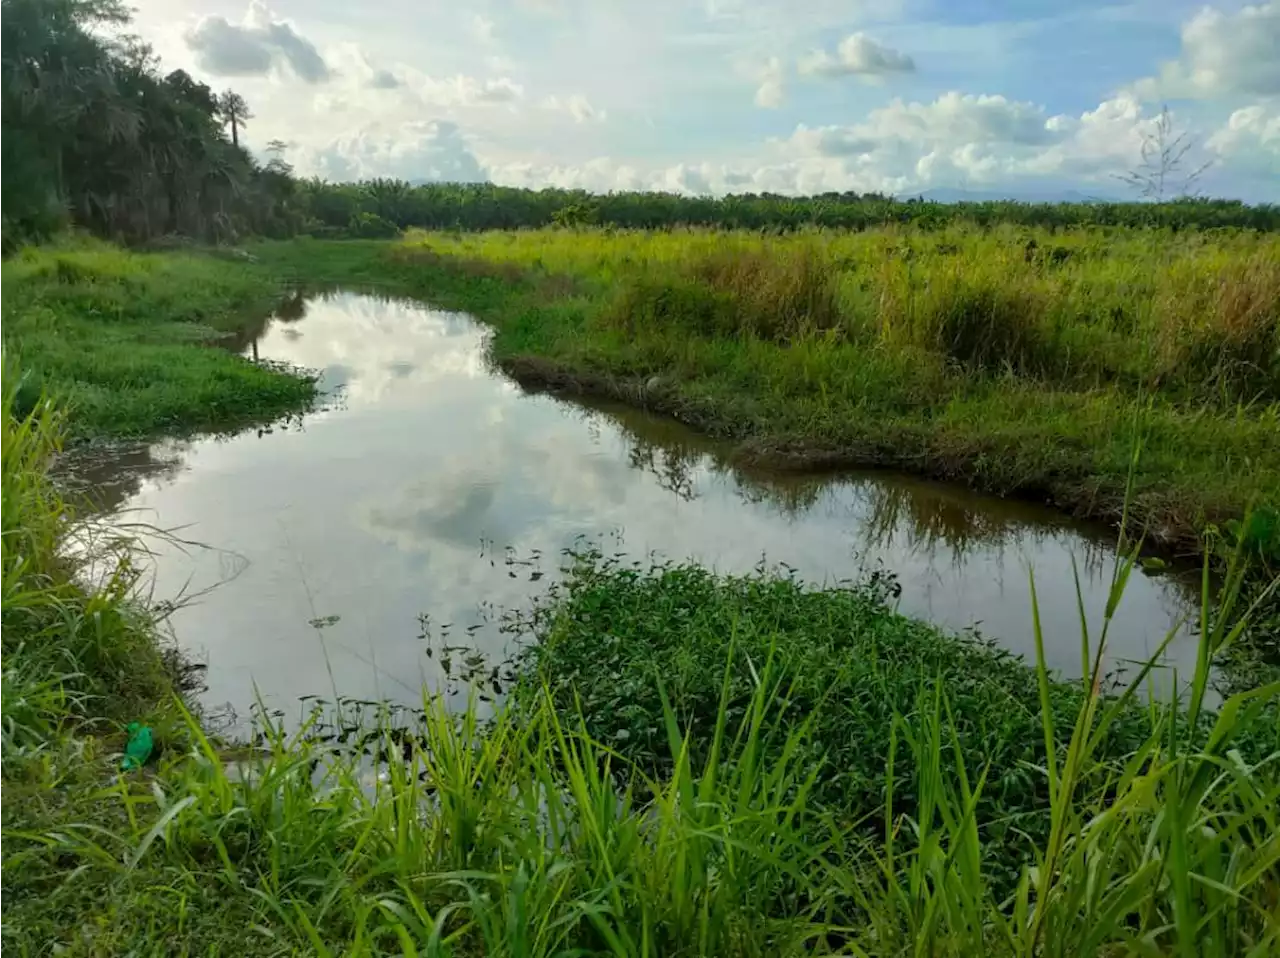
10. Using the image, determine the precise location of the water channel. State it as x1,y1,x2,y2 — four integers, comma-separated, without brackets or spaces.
63,291,1202,728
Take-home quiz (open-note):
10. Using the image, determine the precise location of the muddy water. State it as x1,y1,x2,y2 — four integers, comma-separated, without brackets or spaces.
64,292,1201,727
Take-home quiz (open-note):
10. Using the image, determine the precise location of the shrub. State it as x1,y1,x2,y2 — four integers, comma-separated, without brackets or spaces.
900,269,1052,376
605,246,841,343
347,211,400,239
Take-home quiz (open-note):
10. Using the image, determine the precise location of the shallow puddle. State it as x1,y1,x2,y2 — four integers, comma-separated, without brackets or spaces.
61,292,1202,727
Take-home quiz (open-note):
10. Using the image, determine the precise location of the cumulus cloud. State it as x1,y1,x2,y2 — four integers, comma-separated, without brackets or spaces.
754,57,785,108
1207,102,1280,176
492,157,648,192
297,120,488,182
795,92,1059,154
798,33,914,79
288,86,1251,201
1134,3,1280,99
185,1,331,83
327,45,402,90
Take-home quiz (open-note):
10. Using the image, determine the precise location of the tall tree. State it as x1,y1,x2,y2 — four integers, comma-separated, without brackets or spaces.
218,90,251,147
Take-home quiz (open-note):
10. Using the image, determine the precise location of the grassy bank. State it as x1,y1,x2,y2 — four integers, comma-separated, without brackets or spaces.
252,226,1280,553
4,384,1279,954
1,238,316,439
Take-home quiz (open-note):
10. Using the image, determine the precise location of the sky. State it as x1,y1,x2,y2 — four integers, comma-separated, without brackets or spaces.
127,0,1280,200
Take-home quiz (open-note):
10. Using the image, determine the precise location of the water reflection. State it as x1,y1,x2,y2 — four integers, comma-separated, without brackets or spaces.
57,439,191,515
573,395,1116,577
60,292,1201,729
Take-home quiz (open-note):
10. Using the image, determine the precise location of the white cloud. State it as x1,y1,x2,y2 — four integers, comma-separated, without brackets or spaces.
297,120,488,182
1134,3,1280,100
491,157,648,191
290,85,1264,202
137,0,1278,202
487,89,1276,200
797,92,1060,152
541,93,605,122
445,76,525,105
779,93,1167,193
754,56,785,108
185,1,331,83
324,58,526,111
798,32,914,80
1208,103,1280,174
327,44,401,90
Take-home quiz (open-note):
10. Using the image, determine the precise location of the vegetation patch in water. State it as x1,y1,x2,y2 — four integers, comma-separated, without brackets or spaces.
510,549,1279,893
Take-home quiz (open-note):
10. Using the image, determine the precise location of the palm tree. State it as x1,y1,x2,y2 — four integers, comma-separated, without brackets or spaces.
218,90,252,147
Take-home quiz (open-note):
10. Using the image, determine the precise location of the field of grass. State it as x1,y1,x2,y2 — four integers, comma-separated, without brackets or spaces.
3,229,1279,952
296,224,1278,553
1,238,316,438
4,382,1279,955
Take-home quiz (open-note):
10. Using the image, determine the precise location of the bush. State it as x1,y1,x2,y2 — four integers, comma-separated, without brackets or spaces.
605,247,841,343
347,211,400,239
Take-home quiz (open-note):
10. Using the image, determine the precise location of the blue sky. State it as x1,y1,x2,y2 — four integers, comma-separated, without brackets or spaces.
130,0,1279,199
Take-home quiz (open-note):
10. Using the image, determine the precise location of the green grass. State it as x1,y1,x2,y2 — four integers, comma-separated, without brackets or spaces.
7,230,1274,551
289,225,1277,552
3,232,1279,952
1,237,316,439
4,382,1280,955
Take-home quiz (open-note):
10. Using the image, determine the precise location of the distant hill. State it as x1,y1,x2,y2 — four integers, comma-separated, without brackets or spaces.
905,187,1123,205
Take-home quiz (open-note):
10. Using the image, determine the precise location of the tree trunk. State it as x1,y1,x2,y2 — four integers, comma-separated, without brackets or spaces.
230,118,239,147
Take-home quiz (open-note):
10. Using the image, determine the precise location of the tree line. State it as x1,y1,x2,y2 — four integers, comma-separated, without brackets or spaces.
305,181,1280,235
4,0,1278,252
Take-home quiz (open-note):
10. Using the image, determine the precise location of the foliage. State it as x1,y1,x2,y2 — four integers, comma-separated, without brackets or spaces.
291,180,1280,235
1,0,300,246
0,371,177,760
511,550,1278,890
0,238,317,438
348,211,401,239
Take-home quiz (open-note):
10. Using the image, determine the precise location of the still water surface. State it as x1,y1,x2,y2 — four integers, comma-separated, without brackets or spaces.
66,292,1200,726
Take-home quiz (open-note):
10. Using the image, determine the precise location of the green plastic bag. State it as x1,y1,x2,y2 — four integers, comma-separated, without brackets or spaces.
121,722,154,771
